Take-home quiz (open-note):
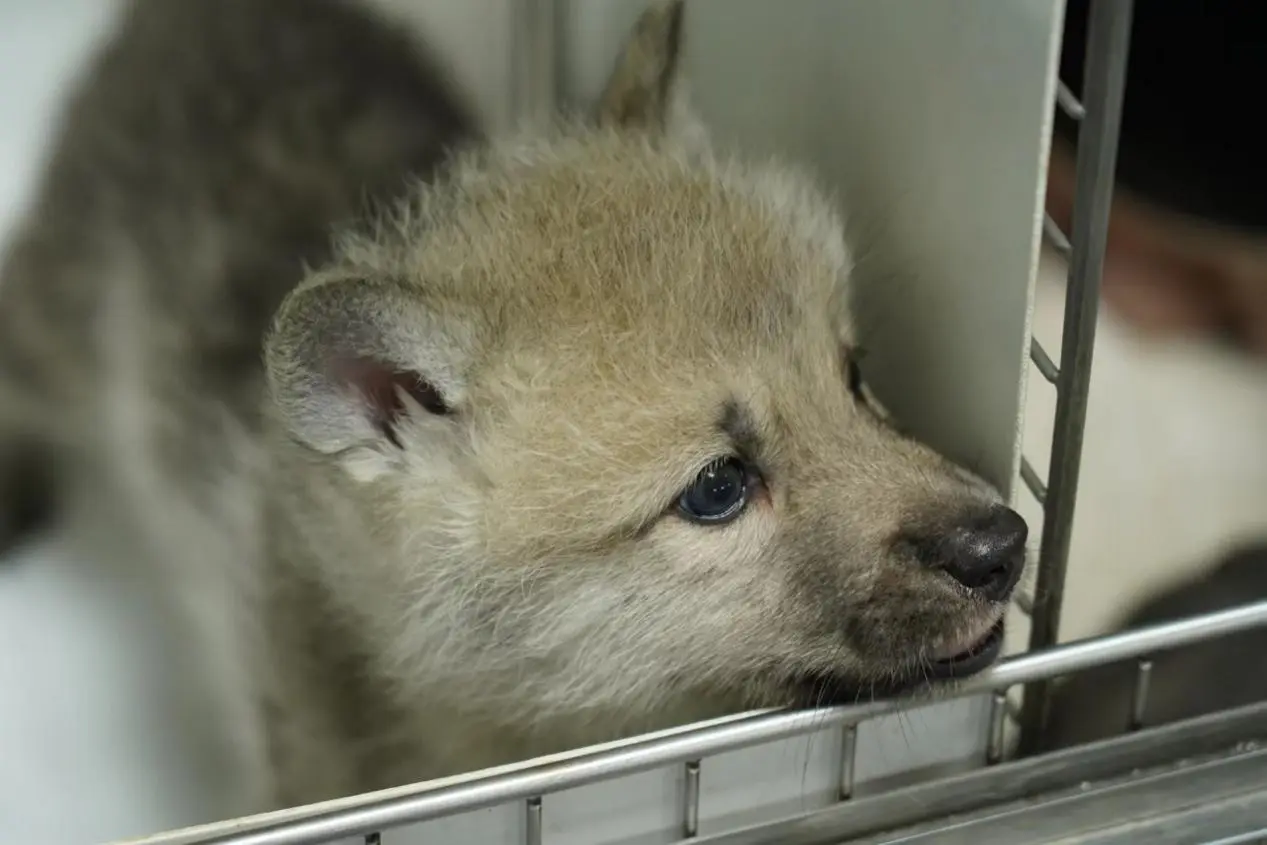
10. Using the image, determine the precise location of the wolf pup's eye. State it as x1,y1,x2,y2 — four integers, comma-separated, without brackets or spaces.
677,457,750,524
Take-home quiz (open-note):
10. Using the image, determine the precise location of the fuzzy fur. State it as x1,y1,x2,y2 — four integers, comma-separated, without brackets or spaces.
0,0,1024,812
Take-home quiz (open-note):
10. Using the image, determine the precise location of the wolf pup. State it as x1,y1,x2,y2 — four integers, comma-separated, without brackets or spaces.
0,0,1028,811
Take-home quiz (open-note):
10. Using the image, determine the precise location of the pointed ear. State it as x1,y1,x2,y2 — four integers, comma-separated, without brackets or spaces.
264,277,474,461
596,0,695,135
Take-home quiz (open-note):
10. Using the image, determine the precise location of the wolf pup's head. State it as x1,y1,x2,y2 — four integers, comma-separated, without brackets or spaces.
265,0,1026,745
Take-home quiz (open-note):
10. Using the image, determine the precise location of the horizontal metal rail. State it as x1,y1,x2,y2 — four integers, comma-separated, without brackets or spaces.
693,701,1267,845
1041,213,1073,258
1029,338,1060,385
1056,80,1086,121
175,598,1267,845
1020,456,1048,505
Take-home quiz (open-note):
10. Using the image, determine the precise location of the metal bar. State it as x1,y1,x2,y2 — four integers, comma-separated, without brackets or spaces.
1014,590,1034,616
1057,80,1086,120
525,797,542,845
842,749,1267,845
1200,829,1267,845
1029,338,1060,385
1042,213,1073,258
1019,0,1134,756
986,691,1009,764
1129,659,1153,732
683,760,701,838
510,0,558,125
186,599,1267,845
690,701,1267,845
1020,457,1047,504
839,725,858,800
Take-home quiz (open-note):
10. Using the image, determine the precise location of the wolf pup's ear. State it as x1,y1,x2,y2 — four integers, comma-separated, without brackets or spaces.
264,277,473,466
596,0,701,139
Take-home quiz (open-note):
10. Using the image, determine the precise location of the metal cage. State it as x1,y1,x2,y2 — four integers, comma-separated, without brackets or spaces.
138,2,1267,843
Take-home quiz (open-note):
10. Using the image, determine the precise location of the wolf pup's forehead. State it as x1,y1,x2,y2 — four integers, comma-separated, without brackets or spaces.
328,0,853,348
341,135,854,342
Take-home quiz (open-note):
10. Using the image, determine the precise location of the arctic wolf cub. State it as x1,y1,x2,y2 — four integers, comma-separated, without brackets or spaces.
0,0,1027,809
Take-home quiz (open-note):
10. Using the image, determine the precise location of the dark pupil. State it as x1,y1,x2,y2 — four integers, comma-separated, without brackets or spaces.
680,458,747,522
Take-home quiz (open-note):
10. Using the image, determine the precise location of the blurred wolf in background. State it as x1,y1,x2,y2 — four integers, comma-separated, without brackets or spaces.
1042,543,1267,750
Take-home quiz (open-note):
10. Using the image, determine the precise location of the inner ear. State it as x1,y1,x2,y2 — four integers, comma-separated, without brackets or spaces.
331,355,450,449
266,275,472,457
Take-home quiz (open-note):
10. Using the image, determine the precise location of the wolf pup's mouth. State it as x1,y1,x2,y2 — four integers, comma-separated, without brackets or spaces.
785,619,1007,709
925,619,1006,680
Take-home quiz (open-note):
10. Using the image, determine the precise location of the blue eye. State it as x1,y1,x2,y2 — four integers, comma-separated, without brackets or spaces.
677,457,749,525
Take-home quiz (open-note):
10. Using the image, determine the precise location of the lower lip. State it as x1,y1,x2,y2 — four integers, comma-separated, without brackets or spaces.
785,620,1009,708
926,619,1006,680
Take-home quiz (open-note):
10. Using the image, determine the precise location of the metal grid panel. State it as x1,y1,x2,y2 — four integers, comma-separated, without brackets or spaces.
132,2,1267,843
1014,0,1134,754
160,601,1267,845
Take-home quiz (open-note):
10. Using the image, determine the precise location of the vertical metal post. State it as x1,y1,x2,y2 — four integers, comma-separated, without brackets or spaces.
510,0,560,125
683,760,701,838
1129,658,1153,731
986,691,1009,764
525,796,543,845
838,725,858,800
1018,0,1133,755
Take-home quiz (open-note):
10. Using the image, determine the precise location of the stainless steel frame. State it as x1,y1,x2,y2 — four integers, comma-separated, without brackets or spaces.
181,600,1267,845
162,2,1267,843
1016,0,1135,755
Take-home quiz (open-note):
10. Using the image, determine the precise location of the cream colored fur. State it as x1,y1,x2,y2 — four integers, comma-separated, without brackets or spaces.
257,1,1016,805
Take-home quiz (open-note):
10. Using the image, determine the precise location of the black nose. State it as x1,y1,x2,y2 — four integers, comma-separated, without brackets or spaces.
905,506,1028,602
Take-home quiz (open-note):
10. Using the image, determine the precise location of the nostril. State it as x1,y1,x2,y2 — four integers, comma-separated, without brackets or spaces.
904,505,1028,602
967,563,1013,595
969,565,1020,602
